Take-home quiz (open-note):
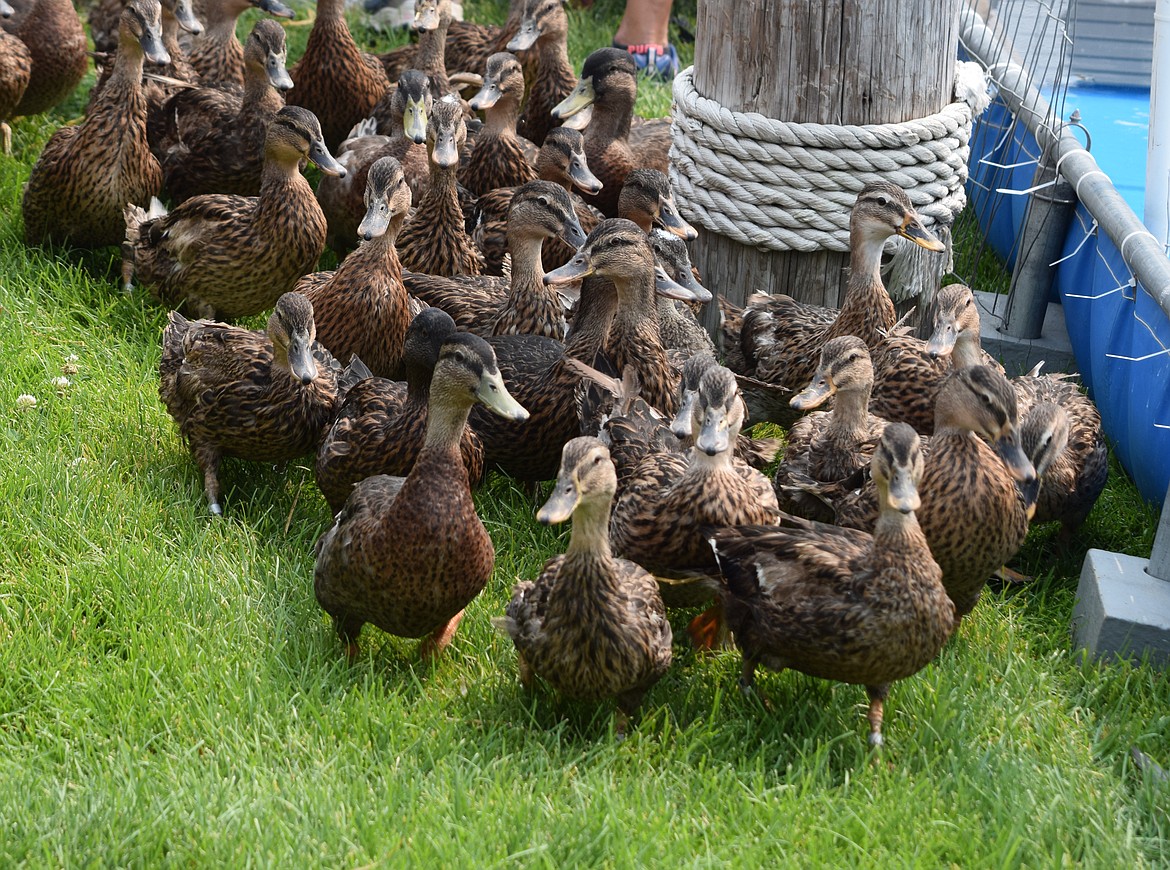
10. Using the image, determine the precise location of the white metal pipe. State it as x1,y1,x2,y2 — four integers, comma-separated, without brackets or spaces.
1148,0,1170,248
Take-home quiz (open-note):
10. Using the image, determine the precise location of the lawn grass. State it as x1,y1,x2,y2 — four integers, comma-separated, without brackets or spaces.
2,0,1169,865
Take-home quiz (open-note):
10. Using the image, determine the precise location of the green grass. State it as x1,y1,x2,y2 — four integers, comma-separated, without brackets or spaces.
2,0,1169,865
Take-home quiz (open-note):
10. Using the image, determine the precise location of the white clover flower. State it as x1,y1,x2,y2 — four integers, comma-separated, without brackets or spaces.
51,376,70,391
15,394,37,410
62,362,79,376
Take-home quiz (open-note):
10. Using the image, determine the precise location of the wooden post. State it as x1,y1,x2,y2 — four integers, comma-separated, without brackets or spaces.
691,0,962,325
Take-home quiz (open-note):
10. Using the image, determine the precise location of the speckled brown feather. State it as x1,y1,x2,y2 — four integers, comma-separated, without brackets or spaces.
23,0,162,248
9,0,86,116
500,438,671,718
397,97,484,277
0,27,31,149
127,107,331,318
159,293,347,512
287,0,389,151
157,19,289,202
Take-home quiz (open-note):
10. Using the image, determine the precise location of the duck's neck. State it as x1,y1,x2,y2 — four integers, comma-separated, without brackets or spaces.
687,445,736,476
951,330,983,370
258,155,310,206
423,393,473,450
612,272,659,336
415,17,450,78
484,96,523,137
160,10,185,71
566,277,617,359
565,497,614,560
421,161,462,223
837,230,896,343
585,97,633,147
871,505,932,569
507,227,545,284
316,0,345,22
242,66,283,115
830,385,873,442
110,35,149,91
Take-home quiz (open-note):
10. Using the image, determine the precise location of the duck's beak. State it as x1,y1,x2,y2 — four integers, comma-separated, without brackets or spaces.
141,28,171,66
695,405,731,456
267,51,293,90
287,332,318,385
1019,476,1041,522
552,77,595,120
567,153,603,195
670,388,698,439
559,103,592,131
898,214,946,252
430,128,459,168
254,0,294,19
507,20,540,52
559,213,587,250
358,203,390,242
174,0,203,34
995,430,1038,485
544,250,593,284
790,372,834,410
0,0,14,18
470,79,501,112
309,138,346,177
655,265,712,303
884,465,921,515
658,197,698,240
476,367,529,421
665,262,709,301
927,319,958,358
537,473,580,525
403,98,428,144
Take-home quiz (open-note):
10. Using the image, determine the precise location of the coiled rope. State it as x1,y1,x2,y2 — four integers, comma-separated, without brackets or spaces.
669,62,992,254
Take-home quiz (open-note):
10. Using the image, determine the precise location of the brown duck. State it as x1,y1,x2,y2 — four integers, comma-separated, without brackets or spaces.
319,68,432,254
0,0,31,155
608,364,778,613
510,0,576,148
124,106,345,318
185,0,292,87
550,47,670,217
5,0,86,117
297,156,416,380
927,287,1107,539
711,422,956,747
287,0,390,152
459,50,537,196
313,332,529,661
470,125,603,275
157,18,292,202
495,436,672,737
738,182,946,390
404,179,586,340
397,94,484,277
773,336,890,523
315,306,486,514
22,0,169,248
159,291,354,515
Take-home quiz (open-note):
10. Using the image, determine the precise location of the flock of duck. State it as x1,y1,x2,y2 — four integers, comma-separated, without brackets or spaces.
4,0,1110,746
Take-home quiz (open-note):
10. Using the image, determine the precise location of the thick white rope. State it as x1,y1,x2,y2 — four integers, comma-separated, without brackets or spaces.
669,62,992,254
